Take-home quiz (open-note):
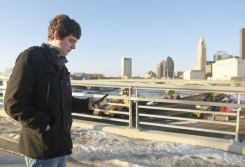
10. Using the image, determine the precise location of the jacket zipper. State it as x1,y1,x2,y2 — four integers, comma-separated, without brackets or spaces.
42,82,50,159
60,80,65,129
45,82,51,105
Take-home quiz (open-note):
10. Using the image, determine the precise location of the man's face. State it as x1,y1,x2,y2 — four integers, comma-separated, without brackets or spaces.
57,34,78,56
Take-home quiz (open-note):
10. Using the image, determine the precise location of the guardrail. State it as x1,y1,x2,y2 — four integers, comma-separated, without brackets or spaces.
71,80,245,142
0,85,6,105
1,78,245,142
0,76,8,104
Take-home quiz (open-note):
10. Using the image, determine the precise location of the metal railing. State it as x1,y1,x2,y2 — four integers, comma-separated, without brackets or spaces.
71,80,245,142
1,78,245,142
0,85,6,105
0,76,7,104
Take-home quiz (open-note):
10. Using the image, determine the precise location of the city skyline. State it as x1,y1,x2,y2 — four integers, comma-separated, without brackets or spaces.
0,1,245,77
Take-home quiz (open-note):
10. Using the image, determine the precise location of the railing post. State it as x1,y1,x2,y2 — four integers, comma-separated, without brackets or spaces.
135,88,139,130
235,94,241,142
128,87,133,128
2,80,7,102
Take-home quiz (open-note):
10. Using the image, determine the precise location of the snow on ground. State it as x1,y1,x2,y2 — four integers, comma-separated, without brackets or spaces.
0,115,245,167
71,127,245,167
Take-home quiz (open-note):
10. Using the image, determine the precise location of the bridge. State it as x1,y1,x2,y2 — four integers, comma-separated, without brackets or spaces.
89,78,245,86
1,77,245,155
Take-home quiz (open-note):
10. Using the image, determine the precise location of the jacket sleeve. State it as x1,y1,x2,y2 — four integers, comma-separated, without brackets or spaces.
71,97,90,113
4,50,50,133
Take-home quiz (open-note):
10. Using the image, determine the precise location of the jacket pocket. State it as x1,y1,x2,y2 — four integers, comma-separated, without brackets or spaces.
42,124,65,153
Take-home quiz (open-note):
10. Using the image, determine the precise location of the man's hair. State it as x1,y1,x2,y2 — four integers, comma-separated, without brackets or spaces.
48,14,81,40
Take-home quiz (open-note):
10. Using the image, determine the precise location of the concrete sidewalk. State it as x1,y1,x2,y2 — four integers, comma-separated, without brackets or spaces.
0,149,25,167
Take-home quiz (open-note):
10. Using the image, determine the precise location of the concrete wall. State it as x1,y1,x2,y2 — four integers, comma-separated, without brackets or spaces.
183,70,205,80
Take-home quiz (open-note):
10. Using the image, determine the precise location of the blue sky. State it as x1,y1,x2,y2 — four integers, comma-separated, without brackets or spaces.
0,0,245,77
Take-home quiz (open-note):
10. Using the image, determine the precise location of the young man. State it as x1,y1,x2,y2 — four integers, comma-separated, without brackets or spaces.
4,14,95,167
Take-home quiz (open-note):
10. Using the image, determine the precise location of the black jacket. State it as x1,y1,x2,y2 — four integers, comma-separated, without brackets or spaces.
4,44,89,159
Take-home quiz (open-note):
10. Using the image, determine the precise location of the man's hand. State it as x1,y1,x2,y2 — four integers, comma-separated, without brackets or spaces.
88,97,101,110
88,97,104,116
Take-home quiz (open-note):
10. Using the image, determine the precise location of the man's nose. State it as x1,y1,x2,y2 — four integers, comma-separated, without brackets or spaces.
72,44,75,49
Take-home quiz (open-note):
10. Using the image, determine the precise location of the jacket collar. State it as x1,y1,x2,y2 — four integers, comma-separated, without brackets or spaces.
41,43,68,67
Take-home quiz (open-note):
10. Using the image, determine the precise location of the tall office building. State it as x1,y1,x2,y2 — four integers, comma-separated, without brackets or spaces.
241,28,245,60
156,61,163,78
194,36,206,73
156,57,174,79
121,57,132,79
163,56,174,78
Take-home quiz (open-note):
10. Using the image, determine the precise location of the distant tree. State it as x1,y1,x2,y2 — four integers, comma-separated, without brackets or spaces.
145,71,156,79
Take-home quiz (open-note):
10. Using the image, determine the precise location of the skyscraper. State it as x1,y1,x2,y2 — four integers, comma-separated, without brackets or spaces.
163,56,174,78
194,36,206,73
156,61,163,78
121,57,132,79
241,28,245,60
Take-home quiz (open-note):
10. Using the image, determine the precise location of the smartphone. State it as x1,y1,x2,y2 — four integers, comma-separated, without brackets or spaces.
93,94,109,105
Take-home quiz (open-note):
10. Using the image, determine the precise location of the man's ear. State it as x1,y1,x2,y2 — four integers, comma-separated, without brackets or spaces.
54,31,61,40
